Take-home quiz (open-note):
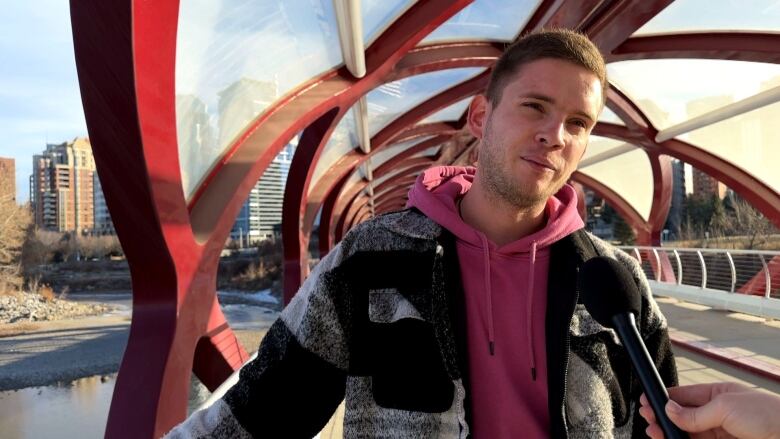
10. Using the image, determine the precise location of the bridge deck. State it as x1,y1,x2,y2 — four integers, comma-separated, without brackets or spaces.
657,296,780,394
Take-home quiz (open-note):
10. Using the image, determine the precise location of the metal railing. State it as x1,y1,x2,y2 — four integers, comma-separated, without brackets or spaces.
618,246,780,300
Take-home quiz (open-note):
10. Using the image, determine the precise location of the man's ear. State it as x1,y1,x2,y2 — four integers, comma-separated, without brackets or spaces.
467,95,489,140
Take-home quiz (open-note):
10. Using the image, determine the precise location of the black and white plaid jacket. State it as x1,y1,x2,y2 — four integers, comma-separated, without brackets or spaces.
167,208,677,438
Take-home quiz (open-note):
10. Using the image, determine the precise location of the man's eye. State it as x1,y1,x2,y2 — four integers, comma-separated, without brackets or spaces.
569,119,587,129
523,102,544,112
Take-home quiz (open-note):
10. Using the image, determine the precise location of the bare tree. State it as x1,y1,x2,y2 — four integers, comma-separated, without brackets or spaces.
727,197,776,249
0,193,31,293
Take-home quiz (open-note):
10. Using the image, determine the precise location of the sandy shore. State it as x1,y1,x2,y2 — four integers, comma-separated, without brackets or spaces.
0,312,270,391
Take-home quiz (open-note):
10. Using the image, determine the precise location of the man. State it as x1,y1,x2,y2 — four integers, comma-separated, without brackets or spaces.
167,28,677,438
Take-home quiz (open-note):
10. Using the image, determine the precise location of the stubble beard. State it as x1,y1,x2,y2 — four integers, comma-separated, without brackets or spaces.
478,125,565,211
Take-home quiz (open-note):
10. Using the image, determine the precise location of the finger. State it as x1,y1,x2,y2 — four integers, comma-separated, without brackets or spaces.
666,399,727,433
667,384,720,407
638,405,656,423
640,393,649,407
645,422,664,439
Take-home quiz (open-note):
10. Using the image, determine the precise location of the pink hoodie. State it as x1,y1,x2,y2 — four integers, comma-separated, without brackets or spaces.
407,166,584,438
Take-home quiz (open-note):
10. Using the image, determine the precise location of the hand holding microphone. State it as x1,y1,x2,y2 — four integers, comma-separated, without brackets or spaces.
578,257,688,439
640,382,780,439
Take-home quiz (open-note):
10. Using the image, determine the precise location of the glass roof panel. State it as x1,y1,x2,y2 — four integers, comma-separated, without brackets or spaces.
345,167,366,194
367,68,484,136
372,164,418,189
578,148,653,222
634,0,780,35
412,145,443,158
309,107,359,194
176,0,343,199
599,106,624,125
421,0,542,44
608,59,780,131
363,0,414,45
683,99,780,195
422,97,472,124
371,136,435,169
581,136,628,162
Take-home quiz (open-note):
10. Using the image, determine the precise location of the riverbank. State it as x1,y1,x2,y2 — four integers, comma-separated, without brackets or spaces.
0,291,112,326
0,293,277,391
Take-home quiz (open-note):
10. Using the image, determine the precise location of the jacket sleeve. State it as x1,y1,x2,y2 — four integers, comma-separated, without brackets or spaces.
164,244,352,438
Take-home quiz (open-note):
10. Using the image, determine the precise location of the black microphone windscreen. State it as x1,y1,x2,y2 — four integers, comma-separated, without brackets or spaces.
578,256,641,328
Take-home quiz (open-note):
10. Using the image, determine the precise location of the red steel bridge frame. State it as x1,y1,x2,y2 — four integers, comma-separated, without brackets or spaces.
70,0,780,436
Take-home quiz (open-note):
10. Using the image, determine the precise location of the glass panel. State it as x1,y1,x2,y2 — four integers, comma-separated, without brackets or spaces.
421,0,542,43
309,107,359,193
581,135,627,162
412,145,442,158
608,59,780,130
422,97,472,124
370,136,435,169
367,68,483,136
176,0,343,199
578,148,653,221
635,0,780,35
599,106,624,125
372,164,417,189
363,0,414,45
683,100,780,195
344,167,366,194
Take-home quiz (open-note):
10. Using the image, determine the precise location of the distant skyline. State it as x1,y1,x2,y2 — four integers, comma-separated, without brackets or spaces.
1,2,87,203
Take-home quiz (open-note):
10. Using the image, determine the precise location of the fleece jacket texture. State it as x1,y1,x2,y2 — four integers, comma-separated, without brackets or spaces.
407,166,584,438
165,206,678,439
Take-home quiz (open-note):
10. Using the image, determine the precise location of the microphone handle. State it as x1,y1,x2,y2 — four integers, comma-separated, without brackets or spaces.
612,313,689,439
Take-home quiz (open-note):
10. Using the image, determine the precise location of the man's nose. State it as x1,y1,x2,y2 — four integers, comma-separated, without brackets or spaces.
534,118,566,148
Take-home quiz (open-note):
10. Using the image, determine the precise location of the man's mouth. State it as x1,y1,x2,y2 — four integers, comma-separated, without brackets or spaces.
522,156,557,171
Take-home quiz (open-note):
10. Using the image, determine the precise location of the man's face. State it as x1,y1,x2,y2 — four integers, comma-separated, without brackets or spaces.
468,58,602,209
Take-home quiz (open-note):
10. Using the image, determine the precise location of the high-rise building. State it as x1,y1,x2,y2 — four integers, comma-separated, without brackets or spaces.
691,167,727,200
664,160,686,239
93,173,115,235
230,143,295,245
0,157,15,202
30,138,97,233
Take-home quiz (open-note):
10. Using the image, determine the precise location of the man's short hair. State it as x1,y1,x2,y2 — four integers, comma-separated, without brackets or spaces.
485,28,607,107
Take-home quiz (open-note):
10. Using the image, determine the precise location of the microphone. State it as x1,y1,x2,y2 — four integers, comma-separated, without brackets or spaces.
578,256,687,439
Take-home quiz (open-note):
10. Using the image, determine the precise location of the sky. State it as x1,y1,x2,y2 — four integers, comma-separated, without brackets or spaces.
0,2,87,203
2,0,778,205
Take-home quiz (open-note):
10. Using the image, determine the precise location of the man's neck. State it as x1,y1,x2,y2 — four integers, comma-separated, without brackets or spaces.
460,179,548,247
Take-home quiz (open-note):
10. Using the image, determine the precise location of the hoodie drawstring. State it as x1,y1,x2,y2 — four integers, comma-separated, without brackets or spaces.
527,241,538,380
479,233,495,356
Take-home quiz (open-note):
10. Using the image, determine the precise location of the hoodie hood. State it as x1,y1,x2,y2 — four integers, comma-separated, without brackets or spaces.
406,165,584,252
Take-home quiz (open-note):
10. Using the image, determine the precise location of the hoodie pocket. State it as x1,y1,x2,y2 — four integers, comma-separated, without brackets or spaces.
368,316,454,413
566,305,633,430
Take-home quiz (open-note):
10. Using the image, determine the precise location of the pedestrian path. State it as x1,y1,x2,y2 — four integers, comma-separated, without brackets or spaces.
656,296,780,394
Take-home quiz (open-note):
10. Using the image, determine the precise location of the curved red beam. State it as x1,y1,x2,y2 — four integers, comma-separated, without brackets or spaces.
335,135,449,211
283,47,496,300
586,0,675,53
304,69,491,237
595,123,780,229
189,0,475,247
645,152,673,245
338,160,433,237
72,1,250,437
572,171,648,237
610,32,780,64
374,196,411,216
